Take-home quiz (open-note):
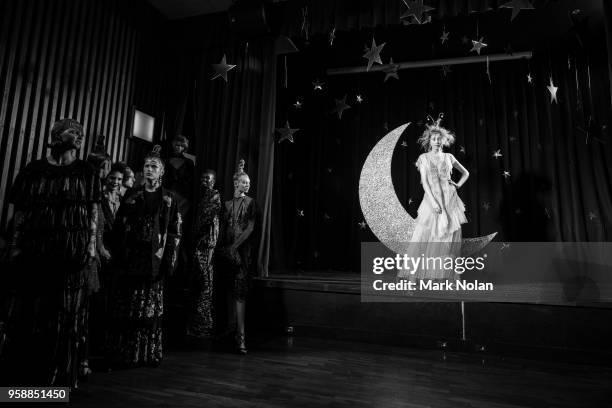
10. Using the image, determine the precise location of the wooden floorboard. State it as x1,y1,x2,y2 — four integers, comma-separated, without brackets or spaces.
63,336,612,408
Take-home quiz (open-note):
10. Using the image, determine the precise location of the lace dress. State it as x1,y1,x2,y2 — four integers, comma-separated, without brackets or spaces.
401,152,467,280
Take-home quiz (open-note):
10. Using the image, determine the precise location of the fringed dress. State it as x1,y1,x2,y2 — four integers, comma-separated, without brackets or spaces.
106,187,181,367
4,158,100,387
219,196,257,302
186,188,221,338
402,152,467,280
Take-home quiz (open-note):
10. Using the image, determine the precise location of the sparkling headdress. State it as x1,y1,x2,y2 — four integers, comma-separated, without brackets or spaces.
418,112,455,150
144,144,165,168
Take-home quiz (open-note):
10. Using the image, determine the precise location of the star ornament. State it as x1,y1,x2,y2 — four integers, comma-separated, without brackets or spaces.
440,65,452,77
358,221,367,230
440,29,449,44
503,170,511,179
493,149,503,159
277,121,299,143
527,73,533,83
211,54,236,82
312,79,324,91
383,58,400,82
547,77,559,104
470,37,488,55
356,94,364,103
500,0,534,22
362,38,385,72
400,0,435,24
293,100,303,109
332,95,351,119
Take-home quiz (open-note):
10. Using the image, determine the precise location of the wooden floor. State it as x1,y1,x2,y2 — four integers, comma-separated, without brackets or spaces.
66,336,612,408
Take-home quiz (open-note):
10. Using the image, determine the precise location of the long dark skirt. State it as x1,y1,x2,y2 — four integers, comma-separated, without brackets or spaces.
106,279,164,367
186,241,215,338
0,266,89,388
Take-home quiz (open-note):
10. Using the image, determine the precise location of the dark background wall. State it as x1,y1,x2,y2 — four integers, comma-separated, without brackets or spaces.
0,0,166,229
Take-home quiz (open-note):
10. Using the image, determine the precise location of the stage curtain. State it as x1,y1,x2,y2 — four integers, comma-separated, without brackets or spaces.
604,0,612,106
162,13,276,276
279,0,505,38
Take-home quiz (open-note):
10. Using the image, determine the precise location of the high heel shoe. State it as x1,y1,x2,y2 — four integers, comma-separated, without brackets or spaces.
235,332,247,355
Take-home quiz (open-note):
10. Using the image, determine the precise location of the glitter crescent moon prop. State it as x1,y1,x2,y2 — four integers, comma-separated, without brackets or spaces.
358,123,497,256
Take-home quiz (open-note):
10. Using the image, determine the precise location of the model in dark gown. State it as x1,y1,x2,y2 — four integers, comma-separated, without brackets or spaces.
218,159,257,354
106,146,181,367
2,119,100,388
186,170,221,339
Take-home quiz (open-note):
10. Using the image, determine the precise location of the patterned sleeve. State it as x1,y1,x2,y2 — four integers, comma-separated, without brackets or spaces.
415,154,427,172
162,193,182,276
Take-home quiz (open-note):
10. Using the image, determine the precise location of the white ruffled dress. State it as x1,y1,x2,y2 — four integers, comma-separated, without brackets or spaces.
401,152,467,280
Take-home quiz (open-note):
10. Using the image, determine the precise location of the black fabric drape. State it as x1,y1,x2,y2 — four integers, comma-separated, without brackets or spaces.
604,0,612,106
279,0,528,38
271,16,612,273
162,13,276,276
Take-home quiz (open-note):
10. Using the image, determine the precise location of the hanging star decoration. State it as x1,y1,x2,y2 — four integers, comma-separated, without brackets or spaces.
293,100,303,109
211,54,236,82
312,79,324,91
482,201,491,211
400,0,435,24
441,65,452,77
408,198,414,205
297,209,305,217
503,170,511,179
588,211,597,221
527,73,533,83
401,141,408,147
493,149,503,159
440,28,449,44
470,37,488,55
332,95,351,119
459,145,466,154
501,243,511,250
277,121,299,143
358,220,367,229
356,94,364,103
383,58,400,82
329,27,336,46
500,0,534,22
547,77,559,104
362,38,385,72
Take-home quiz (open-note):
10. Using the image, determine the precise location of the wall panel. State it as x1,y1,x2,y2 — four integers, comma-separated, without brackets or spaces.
0,0,164,229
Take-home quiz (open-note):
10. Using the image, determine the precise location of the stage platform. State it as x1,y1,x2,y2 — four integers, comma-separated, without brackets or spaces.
250,271,612,366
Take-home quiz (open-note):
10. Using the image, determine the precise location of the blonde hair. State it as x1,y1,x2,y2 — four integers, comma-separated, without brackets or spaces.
417,113,455,151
